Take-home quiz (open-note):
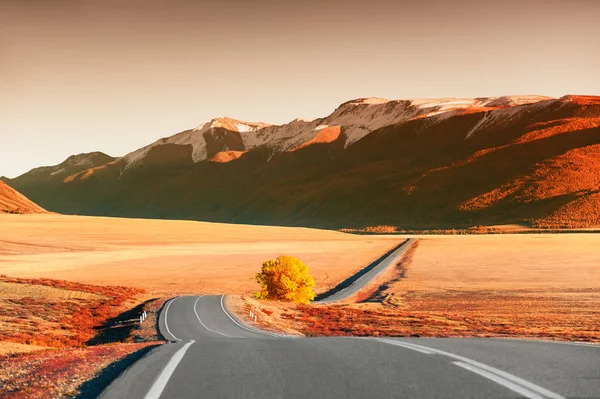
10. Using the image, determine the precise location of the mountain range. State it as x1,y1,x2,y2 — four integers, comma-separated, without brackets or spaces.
3,94,600,229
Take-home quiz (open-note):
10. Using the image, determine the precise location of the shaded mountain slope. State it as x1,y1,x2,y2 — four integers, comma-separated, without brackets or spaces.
13,152,115,185
6,95,600,229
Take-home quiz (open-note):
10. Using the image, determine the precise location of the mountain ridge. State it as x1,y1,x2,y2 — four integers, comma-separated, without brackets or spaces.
6,94,600,229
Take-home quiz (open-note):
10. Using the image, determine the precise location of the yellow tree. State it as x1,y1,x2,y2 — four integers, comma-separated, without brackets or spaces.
254,255,315,304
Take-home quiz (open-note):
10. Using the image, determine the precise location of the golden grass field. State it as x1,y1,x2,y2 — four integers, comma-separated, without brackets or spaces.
236,234,600,342
0,341,48,356
0,281,103,300
2,213,599,342
402,234,600,292
0,214,402,296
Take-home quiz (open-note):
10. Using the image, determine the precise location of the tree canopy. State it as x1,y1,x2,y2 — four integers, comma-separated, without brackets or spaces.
254,255,315,304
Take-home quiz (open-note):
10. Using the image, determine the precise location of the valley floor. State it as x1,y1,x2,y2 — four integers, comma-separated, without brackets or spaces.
0,214,401,296
234,235,600,342
1,214,599,397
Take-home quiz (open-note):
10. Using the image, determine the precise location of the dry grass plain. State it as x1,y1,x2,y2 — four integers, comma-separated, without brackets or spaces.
0,274,163,398
0,214,402,296
0,213,404,397
237,234,600,342
399,234,600,292
2,213,599,343
372,235,600,341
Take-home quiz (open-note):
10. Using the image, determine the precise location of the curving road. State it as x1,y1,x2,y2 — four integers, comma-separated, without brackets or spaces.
101,242,600,399
101,295,600,399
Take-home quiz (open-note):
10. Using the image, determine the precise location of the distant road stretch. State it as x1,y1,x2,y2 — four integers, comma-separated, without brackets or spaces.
314,238,415,303
102,241,600,398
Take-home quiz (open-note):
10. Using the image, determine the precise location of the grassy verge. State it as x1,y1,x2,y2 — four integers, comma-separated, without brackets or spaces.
234,295,600,343
232,239,600,343
0,276,166,398
0,343,159,399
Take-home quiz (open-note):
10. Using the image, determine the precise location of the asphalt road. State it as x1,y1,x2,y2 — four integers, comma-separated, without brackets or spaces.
101,294,600,399
314,238,415,303
101,240,599,398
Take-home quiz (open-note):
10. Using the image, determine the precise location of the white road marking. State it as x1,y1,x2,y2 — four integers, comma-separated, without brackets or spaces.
193,296,237,338
144,340,194,399
379,340,566,399
497,337,600,348
541,340,600,348
377,339,436,354
219,295,292,338
162,297,181,342
453,361,545,399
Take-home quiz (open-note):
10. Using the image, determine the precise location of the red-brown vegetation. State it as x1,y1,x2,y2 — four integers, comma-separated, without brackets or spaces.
0,342,158,399
0,276,165,399
0,276,144,348
283,290,600,342
242,289,600,343
340,225,399,234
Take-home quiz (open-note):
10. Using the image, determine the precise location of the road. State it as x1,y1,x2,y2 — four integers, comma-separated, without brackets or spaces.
102,295,600,399
101,242,600,399
314,238,415,303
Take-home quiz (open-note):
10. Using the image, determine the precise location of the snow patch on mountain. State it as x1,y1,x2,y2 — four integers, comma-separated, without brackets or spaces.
329,96,554,145
239,118,322,150
124,117,271,168
465,98,556,139
122,95,556,169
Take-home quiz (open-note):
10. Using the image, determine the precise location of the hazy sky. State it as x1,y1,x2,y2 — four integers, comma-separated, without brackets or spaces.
1,0,599,178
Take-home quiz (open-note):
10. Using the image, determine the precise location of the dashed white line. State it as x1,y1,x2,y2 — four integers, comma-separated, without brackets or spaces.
162,297,181,342
379,339,566,399
193,296,237,338
144,340,194,399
